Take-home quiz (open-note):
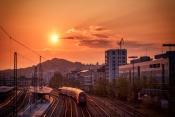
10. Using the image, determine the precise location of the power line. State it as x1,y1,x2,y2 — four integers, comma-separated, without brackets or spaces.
0,26,40,57
17,53,37,65
1,26,66,73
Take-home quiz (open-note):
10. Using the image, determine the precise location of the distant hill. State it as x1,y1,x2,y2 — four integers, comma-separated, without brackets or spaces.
0,58,102,78
41,58,85,70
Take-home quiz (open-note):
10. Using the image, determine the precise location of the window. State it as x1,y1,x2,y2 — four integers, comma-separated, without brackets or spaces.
156,64,160,68
112,51,115,55
122,51,125,55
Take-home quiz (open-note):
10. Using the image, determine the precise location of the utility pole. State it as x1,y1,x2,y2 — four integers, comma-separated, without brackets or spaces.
13,52,17,117
163,44,175,116
33,67,37,104
128,56,138,117
39,56,42,90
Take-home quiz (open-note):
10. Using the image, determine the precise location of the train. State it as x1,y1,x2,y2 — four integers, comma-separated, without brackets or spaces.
58,87,87,105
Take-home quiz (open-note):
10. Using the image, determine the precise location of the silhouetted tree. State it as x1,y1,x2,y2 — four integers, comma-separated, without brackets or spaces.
116,76,131,101
48,72,64,88
92,78,109,96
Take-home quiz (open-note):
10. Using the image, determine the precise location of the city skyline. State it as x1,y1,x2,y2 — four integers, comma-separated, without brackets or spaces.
0,0,175,70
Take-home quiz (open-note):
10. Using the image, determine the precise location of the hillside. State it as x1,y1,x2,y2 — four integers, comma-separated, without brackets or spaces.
0,58,101,78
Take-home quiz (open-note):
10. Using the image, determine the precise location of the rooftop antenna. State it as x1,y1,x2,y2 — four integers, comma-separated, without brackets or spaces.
118,38,124,49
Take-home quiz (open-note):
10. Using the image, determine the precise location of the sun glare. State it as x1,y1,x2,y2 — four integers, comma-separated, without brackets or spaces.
51,35,58,42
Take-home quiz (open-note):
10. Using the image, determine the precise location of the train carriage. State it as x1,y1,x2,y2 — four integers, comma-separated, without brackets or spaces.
58,87,86,105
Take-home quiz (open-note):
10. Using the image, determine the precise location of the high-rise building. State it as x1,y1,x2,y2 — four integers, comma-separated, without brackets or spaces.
105,49,127,82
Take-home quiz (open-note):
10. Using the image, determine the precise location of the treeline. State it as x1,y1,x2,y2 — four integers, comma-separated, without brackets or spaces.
93,74,160,101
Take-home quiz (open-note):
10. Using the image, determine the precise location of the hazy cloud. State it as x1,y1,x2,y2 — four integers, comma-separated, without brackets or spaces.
42,48,51,51
123,40,155,49
66,28,79,33
77,40,112,48
65,26,157,50
66,25,109,36
89,25,109,32
92,34,109,38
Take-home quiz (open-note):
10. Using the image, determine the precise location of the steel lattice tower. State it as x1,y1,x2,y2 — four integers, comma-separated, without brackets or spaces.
13,52,17,117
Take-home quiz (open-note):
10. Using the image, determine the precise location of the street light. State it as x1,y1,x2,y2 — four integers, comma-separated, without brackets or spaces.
128,56,138,117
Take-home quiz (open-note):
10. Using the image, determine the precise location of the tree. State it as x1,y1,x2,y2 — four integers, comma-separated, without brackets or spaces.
141,75,149,89
148,74,158,89
116,77,131,101
67,77,81,88
48,72,64,88
107,80,116,98
92,78,109,96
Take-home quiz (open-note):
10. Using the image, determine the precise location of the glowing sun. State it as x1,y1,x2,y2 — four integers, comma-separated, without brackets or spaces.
51,35,58,42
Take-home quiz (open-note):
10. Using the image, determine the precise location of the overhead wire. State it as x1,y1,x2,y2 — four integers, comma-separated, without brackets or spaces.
1,26,66,73
0,26,40,57
17,53,37,65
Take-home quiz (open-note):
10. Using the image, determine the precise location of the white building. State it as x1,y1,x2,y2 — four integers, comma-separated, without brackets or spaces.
119,58,169,86
67,70,79,80
119,51,175,88
105,49,127,82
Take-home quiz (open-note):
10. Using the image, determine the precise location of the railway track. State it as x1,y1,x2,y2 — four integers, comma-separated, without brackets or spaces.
58,91,110,117
88,98,110,117
0,91,22,116
91,95,151,117
43,90,67,117
58,93,91,117
80,106,92,117
0,91,20,110
42,94,59,117
64,97,73,117
114,100,151,117
0,90,29,117
7,90,29,117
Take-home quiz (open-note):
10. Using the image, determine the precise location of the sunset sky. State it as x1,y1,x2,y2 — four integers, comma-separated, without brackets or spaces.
0,0,175,70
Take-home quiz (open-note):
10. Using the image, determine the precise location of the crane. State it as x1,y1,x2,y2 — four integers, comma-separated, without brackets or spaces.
118,38,124,49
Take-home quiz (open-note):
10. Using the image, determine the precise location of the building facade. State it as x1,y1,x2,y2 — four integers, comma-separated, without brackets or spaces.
119,51,175,88
119,58,169,87
78,70,94,92
96,65,105,81
67,70,79,80
105,49,127,82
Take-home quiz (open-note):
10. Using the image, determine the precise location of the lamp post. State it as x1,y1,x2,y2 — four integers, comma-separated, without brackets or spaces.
129,56,138,117
163,44,175,116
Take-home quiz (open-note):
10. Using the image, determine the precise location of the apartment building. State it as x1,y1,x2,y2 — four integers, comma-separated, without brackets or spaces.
96,65,105,81
67,70,79,80
105,49,127,82
78,70,94,92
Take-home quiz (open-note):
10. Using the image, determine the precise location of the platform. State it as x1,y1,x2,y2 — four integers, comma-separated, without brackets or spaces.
0,86,14,93
18,95,53,117
29,86,52,94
